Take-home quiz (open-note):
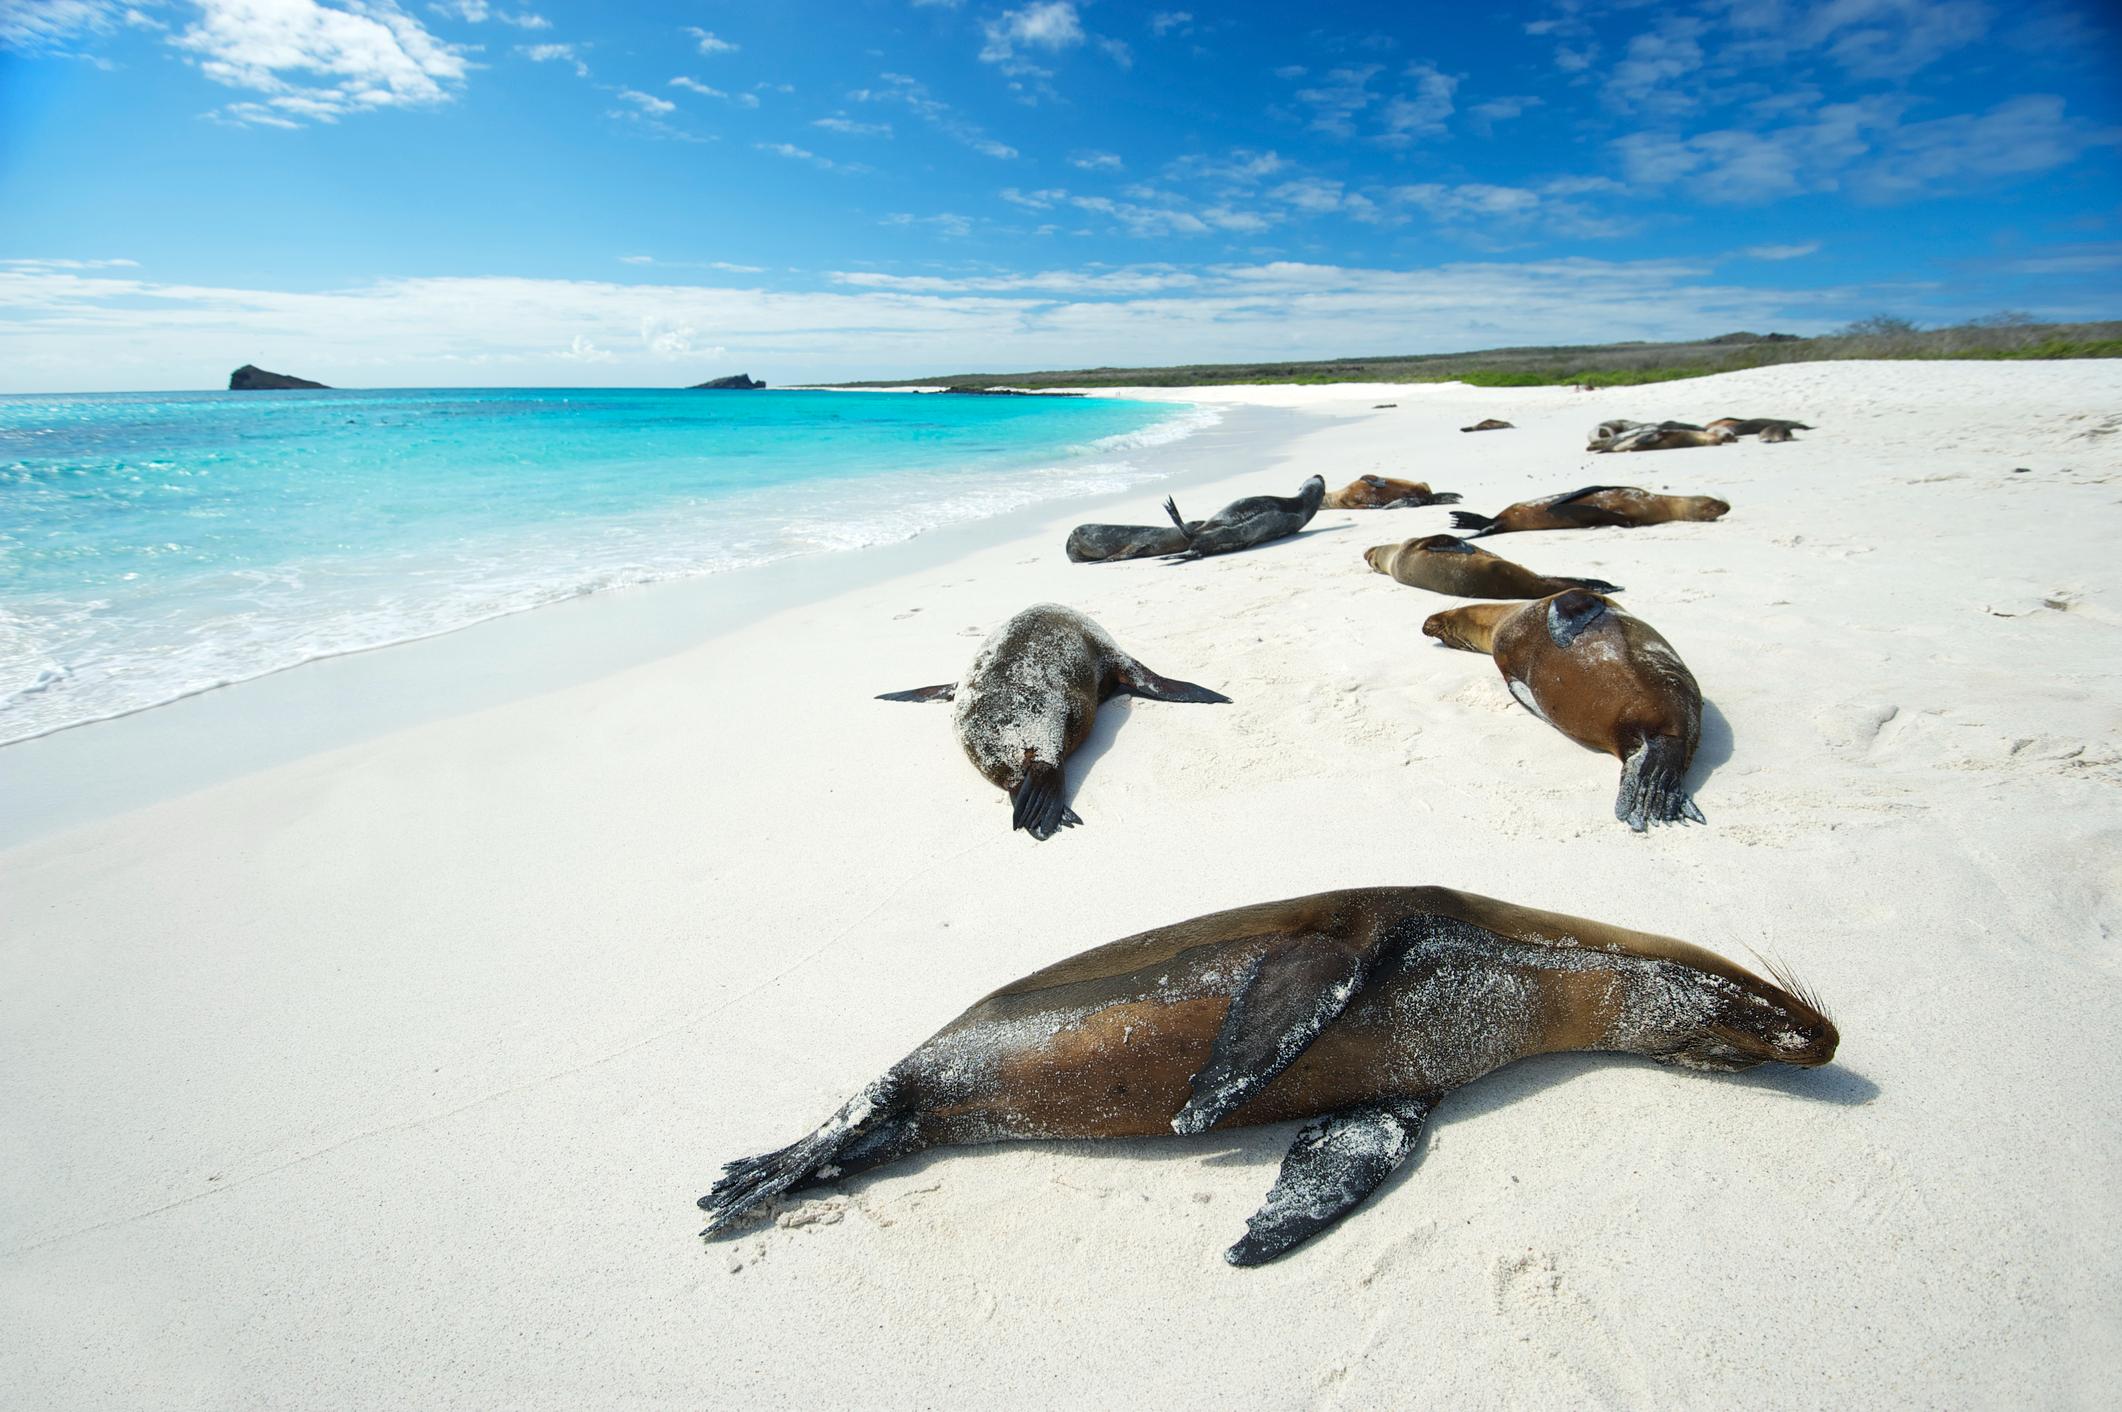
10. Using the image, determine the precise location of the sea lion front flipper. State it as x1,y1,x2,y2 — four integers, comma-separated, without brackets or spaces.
1113,658,1232,705
1172,937,1375,1135
876,683,956,702
1225,1094,1436,1267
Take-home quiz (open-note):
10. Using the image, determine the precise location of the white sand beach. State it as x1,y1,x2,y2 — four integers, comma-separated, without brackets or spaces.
3,361,2120,1408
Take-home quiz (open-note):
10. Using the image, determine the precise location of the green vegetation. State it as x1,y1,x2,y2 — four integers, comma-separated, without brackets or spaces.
823,316,2122,392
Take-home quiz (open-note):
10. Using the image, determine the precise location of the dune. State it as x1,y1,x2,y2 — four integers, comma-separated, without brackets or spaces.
2,360,2118,1407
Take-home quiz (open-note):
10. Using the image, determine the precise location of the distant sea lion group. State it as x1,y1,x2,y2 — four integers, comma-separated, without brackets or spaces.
705,397,1835,1268
700,886,1837,1265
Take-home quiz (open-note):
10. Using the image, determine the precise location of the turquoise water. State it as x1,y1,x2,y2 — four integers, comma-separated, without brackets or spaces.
0,388,1210,743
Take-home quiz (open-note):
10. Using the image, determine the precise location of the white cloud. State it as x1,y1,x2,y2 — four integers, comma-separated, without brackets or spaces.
672,75,758,105
1614,93,2113,204
1293,64,1379,138
429,2,544,25
618,88,673,115
1068,149,1123,170
172,0,469,127
980,1,1083,63
684,26,735,55
882,212,974,238
755,141,864,173
850,72,1016,159
812,115,890,137
1742,242,1823,260
520,41,583,76
1149,11,1190,37
1379,62,1456,145
0,257,2033,393
1,255,141,269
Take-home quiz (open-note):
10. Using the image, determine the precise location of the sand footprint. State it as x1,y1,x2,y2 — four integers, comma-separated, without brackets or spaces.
1491,1249,1654,1405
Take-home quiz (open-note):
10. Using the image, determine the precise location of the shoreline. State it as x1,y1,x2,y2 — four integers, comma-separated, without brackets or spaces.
4,361,2118,1408
0,400,1307,847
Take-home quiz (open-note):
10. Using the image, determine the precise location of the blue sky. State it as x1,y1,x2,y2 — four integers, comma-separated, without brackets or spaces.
1,0,2118,390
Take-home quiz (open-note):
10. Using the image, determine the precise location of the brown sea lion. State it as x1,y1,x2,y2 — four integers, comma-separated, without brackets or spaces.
1161,475,1327,559
878,604,1228,839
1707,417,1812,441
1448,485,1730,537
1423,590,1705,830
1460,418,1515,432
1322,475,1464,510
1364,534,1622,599
698,886,1838,1266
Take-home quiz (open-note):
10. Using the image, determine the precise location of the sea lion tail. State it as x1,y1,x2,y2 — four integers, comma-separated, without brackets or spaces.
1560,576,1624,594
1616,736,1706,832
1011,759,1083,841
1429,492,1464,505
1448,510,1497,535
698,1077,912,1237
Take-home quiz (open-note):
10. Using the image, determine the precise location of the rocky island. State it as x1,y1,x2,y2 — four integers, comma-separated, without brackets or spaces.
690,374,765,390
229,364,329,390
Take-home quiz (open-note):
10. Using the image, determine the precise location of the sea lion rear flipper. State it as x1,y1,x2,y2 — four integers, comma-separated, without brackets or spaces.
1225,1095,1436,1267
1172,937,1375,1136
1114,659,1232,705
1448,510,1498,535
1010,759,1082,840
876,683,956,702
1162,496,1193,537
1427,492,1464,505
1558,576,1623,594
1616,735,1706,832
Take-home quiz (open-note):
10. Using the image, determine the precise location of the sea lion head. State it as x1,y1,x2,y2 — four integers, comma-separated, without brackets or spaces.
1364,542,1397,573
1641,959,1840,1073
1297,474,1328,510
1698,496,1733,519
1759,424,1792,443
1421,601,1512,654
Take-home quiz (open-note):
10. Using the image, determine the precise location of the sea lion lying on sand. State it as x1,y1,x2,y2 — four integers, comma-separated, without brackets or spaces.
1161,475,1326,560
1365,534,1622,598
1708,417,1812,442
1589,420,1735,453
1322,475,1463,510
1460,418,1514,432
1066,519,1202,563
1449,485,1730,537
879,604,1228,839
698,886,1837,1265
1424,590,1706,830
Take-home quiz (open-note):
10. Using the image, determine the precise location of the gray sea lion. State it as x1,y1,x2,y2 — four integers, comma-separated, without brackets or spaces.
878,604,1229,839
1066,519,1202,563
1459,418,1514,432
1160,475,1326,559
1322,475,1463,510
697,886,1838,1265
1364,534,1622,599
1448,485,1730,538
1423,590,1705,830
1707,417,1812,442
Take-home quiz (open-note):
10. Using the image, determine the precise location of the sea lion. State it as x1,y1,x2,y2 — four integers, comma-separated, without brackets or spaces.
1423,590,1705,829
1459,418,1514,432
1161,475,1326,559
697,885,1838,1266
1065,519,1201,563
1364,534,1622,599
1322,475,1464,510
1590,420,1735,453
1707,417,1812,441
878,604,1228,839
1448,485,1730,537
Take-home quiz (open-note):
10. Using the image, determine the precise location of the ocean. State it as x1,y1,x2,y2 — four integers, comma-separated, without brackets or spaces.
0,387,1212,744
